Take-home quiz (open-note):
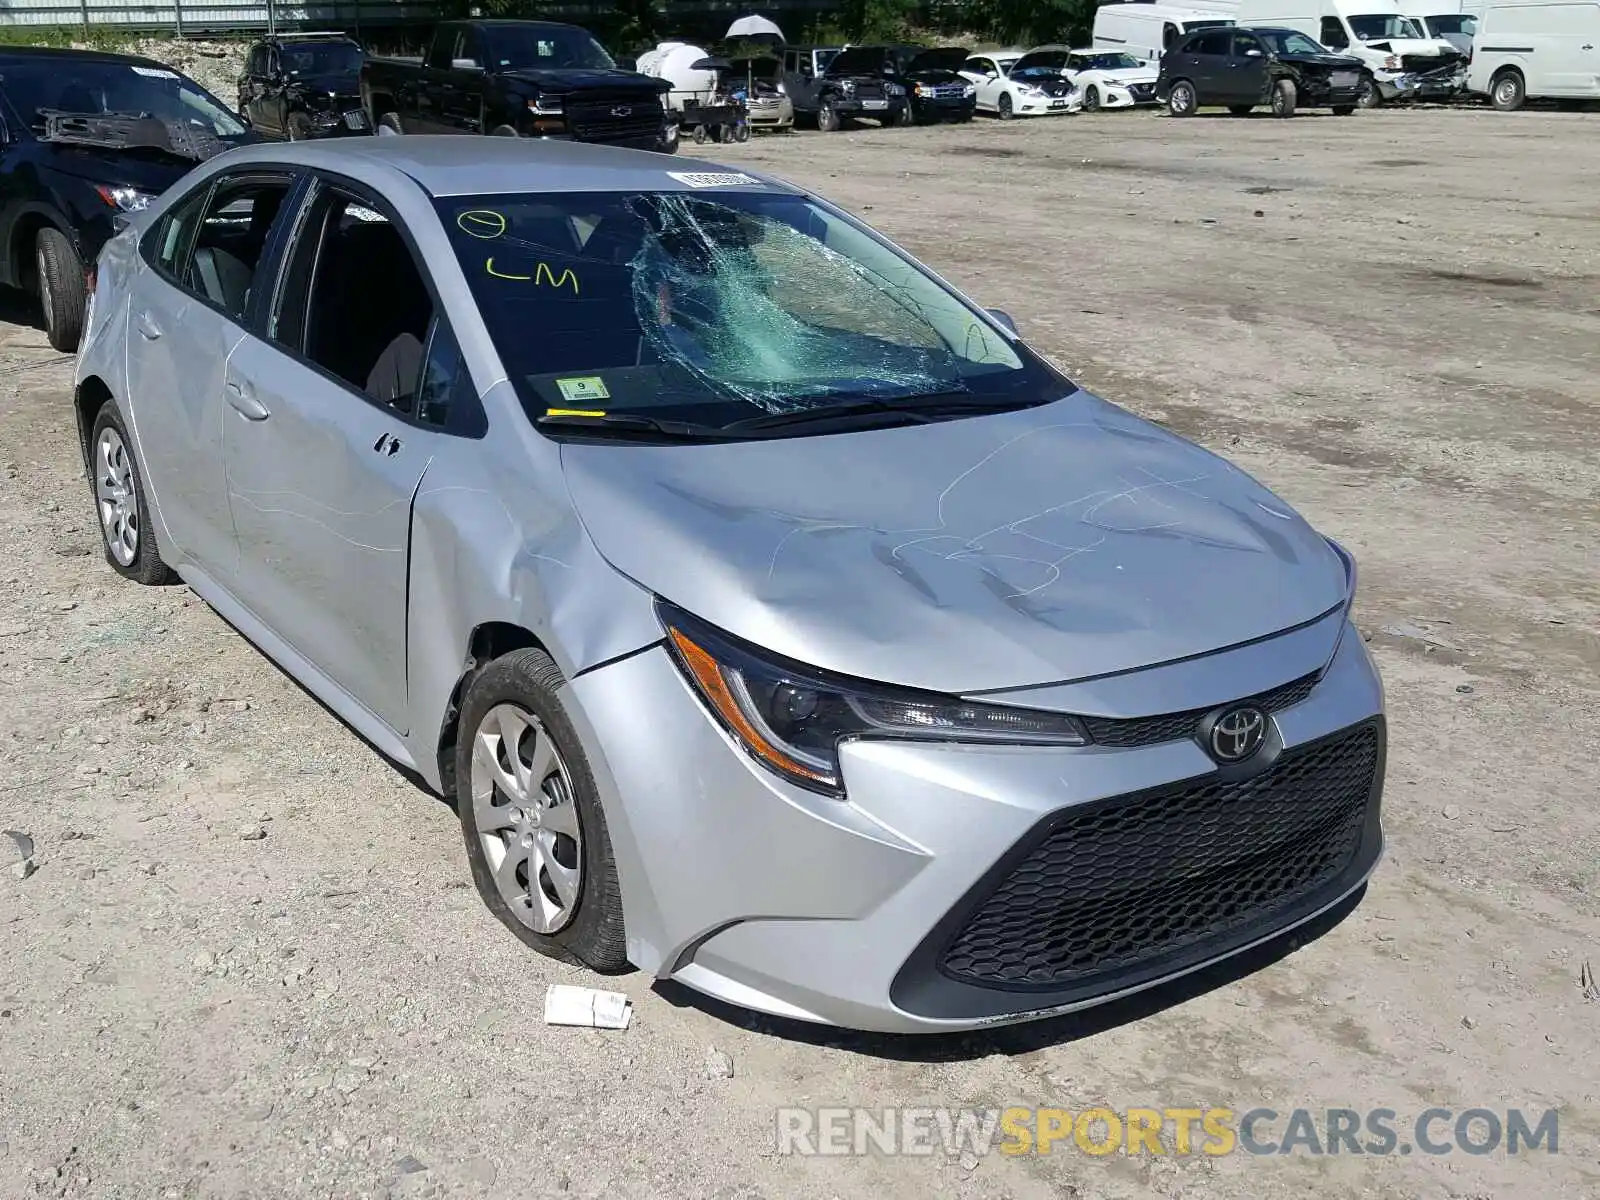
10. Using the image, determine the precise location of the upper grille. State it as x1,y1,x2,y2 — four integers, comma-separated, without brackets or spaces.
938,722,1380,989
565,97,663,143
1128,82,1157,100
1080,672,1318,749
1401,53,1460,74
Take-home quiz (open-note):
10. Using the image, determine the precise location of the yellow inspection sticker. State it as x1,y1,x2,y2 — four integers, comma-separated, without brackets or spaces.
556,376,610,405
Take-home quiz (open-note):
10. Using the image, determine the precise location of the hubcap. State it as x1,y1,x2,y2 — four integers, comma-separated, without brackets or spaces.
1496,80,1516,105
95,426,138,566
37,250,52,323
471,703,582,934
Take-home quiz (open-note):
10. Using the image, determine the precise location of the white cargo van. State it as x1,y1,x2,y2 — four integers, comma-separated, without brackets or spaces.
1467,0,1600,107
1233,0,1470,100
1092,3,1237,64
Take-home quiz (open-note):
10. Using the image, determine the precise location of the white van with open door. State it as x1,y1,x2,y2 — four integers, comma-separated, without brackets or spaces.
1092,3,1237,64
1467,0,1600,107
1233,0,1469,100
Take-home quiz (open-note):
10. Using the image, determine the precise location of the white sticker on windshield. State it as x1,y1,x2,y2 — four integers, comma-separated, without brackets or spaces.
667,171,761,189
130,66,180,79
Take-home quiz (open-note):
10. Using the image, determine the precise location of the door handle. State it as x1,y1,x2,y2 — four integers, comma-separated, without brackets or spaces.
372,432,403,456
225,379,270,421
135,311,162,340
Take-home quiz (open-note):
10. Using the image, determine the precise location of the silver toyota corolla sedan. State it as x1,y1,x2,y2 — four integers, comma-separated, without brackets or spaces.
73,137,1385,1033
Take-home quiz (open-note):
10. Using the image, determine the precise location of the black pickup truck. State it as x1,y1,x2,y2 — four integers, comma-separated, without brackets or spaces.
360,19,674,151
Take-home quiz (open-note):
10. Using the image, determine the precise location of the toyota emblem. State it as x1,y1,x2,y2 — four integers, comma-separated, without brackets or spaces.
611,105,633,117
1209,706,1266,763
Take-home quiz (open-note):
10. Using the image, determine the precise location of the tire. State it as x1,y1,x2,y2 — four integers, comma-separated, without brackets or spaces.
490,124,519,137
817,97,840,132
1331,104,1356,116
692,123,708,143
456,648,628,973
1167,80,1197,117
997,93,1014,120
1229,104,1254,116
36,226,85,353
285,112,312,141
659,126,681,153
376,111,403,135
88,402,174,586
1086,85,1102,112
1490,69,1526,112
1271,78,1298,118
732,120,750,143
1357,76,1381,109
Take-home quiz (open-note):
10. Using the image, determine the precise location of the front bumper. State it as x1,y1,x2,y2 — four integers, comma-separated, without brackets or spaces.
569,619,1386,1033
1015,93,1081,115
1103,84,1159,108
1377,65,1466,100
833,96,908,122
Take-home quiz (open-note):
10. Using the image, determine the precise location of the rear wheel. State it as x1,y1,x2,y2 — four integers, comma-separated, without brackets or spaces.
1490,69,1526,112
89,403,174,586
285,112,312,141
1271,78,1298,118
1167,80,1197,117
376,111,403,135
1229,104,1254,116
997,93,1014,120
36,227,84,353
490,124,519,137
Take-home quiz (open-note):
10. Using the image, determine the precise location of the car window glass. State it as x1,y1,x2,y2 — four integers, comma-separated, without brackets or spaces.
272,185,435,415
1164,23,1181,49
1194,31,1232,55
415,320,477,430
1321,17,1351,48
179,175,294,321
1233,33,1263,56
143,185,209,277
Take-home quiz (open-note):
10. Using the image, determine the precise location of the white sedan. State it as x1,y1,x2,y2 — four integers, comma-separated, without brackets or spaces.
960,51,1082,118
1012,47,1160,111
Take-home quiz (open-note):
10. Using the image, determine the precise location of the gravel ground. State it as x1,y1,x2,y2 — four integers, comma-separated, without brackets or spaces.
2,104,1598,1199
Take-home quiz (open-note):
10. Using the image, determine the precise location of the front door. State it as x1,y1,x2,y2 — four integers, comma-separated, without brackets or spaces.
126,171,299,579
1226,30,1271,103
221,180,444,732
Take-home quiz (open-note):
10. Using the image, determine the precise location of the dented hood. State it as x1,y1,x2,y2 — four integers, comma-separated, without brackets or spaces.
560,392,1349,694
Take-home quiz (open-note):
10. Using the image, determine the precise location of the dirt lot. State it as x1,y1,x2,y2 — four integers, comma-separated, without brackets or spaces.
2,106,1597,1199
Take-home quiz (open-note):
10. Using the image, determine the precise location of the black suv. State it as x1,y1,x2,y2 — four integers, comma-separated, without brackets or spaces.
778,45,844,122
815,45,976,130
1159,27,1367,118
0,46,252,350
238,32,367,139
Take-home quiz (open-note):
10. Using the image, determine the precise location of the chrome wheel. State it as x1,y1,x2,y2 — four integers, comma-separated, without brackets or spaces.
471,703,582,934
95,426,138,567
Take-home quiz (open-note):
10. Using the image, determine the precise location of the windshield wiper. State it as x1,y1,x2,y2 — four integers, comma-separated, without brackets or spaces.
727,393,1040,432
535,410,746,441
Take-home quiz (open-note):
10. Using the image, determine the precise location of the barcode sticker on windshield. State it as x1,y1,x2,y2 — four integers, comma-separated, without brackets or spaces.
130,66,180,79
667,171,761,189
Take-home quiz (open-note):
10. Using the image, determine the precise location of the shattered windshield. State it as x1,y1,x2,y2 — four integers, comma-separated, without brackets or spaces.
438,188,1062,433
279,41,364,76
0,60,245,136
1348,14,1426,39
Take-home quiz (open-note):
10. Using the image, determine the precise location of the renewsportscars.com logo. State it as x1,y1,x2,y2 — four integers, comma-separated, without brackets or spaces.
775,1106,1561,1158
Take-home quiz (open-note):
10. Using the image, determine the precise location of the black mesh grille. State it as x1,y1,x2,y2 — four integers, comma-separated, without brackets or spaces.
938,723,1379,989
564,97,662,143
1081,672,1318,749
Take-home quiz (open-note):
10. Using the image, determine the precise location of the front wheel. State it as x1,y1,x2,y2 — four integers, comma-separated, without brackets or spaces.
817,98,840,132
1167,80,1197,117
997,93,1014,120
286,112,312,141
1085,85,1102,112
1357,76,1381,109
457,648,628,972
376,111,403,135
1490,69,1526,112
1270,78,1298,118
88,403,174,585
36,227,84,353
490,124,519,137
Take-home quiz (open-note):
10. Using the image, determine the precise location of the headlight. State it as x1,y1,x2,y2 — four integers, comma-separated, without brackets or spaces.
528,96,564,115
963,84,976,96
912,83,924,96
1017,84,1043,97
1384,55,1401,69
839,79,855,95
93,185,155,213
659,601,1090,796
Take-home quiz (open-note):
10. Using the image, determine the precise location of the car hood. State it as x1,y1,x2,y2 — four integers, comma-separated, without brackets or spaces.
502,66,667,93
1094,66,1160,85
1360,37,1455,56
285,71,362,96
1278,51,1367,68
906,67,968,84
560,392,1349,695
906,48,972,74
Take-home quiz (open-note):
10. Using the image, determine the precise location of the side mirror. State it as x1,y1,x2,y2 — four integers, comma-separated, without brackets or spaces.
986,308,1018,336
1246,48,1264,57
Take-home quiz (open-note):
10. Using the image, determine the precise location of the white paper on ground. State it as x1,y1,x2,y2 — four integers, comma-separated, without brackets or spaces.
544,984,632,1029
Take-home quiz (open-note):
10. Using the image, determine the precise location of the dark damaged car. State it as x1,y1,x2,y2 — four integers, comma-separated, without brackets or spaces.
1159,27,1367,118
0,46,252,350
238,32,369,140
815,44,976,130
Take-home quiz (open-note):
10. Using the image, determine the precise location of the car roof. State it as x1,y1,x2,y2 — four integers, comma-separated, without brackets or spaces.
0,45,160,67
226,136,803,199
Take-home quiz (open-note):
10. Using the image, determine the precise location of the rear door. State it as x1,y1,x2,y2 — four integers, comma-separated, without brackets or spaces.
1189,30,1236,100
126,170,301,580
1541,2,1600,94
221,178,475,732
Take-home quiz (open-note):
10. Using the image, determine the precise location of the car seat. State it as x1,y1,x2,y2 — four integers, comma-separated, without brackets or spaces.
190,246,254,316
